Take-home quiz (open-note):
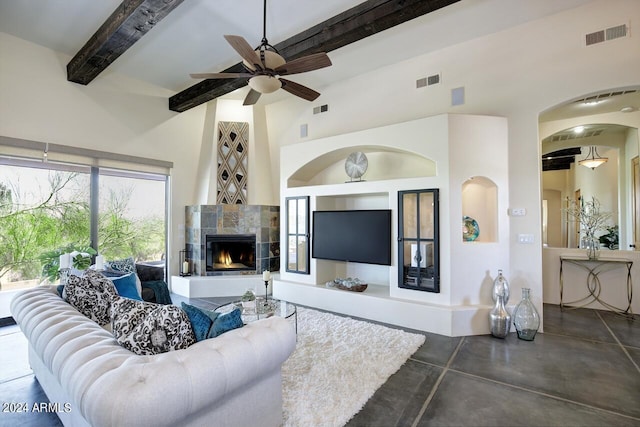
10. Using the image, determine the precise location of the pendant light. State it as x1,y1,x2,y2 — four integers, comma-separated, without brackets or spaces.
578,146,608,169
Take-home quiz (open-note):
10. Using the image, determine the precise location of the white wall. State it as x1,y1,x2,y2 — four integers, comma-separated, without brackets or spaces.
268,0,640,310
2,0,640,319
543,247,640,314
0,32,206,288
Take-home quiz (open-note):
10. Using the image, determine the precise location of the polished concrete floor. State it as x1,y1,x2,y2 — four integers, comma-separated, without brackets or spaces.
1,299,638,427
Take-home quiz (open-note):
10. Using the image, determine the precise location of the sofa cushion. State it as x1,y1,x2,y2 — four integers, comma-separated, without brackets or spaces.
109,272,142,301
64,270,118,326
181,302,218,341
208,306,243,339
136,262,165,282
103,259,143,296
111,297,195,355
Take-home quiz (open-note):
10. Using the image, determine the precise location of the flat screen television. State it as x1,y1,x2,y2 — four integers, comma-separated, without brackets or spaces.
312,209,392,265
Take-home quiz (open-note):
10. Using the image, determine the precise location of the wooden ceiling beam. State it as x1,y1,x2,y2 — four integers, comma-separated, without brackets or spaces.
67,0,185,85
169,0,460,112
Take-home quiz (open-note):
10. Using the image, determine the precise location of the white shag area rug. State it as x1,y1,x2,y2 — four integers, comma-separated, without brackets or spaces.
281,307,426,427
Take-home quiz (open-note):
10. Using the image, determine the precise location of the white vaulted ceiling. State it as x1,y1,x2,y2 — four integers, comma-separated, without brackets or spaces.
0,0,594,105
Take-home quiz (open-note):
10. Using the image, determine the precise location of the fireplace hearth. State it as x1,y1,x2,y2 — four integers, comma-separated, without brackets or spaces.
206,234,256,272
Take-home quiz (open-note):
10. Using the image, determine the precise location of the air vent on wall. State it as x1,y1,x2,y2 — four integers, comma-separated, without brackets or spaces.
313,104,329,114
416,73,441,88
585,24,628,46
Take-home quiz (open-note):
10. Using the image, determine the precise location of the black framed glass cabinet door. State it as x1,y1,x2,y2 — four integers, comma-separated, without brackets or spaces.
285,196,310,274
398,189,440,292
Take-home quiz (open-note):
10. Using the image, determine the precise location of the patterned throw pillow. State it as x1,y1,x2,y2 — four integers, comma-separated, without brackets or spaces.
105,257,136,274
111,297,195,355
65,270,118,326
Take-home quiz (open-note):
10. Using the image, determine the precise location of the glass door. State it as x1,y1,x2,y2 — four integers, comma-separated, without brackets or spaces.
285,196,310,274
398,189,439,292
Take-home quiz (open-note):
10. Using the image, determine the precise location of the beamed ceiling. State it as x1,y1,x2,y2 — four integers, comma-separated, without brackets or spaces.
3,0,612,113
64,0,460,112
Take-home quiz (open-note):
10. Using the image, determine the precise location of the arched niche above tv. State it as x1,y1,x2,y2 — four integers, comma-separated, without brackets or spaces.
462,176,498,243
287,145,436,188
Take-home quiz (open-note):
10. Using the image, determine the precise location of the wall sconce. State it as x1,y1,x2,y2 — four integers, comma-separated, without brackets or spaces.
578,146,608,169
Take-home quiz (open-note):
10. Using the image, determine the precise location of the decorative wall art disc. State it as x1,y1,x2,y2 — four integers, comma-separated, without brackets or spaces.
345,151,368,182
463,216,480,241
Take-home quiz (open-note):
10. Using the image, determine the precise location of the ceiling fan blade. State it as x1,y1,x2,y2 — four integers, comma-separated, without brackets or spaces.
243,89,262,106
280,78,321,102
274,53,332,75
190,72,253,79
224,35,263,70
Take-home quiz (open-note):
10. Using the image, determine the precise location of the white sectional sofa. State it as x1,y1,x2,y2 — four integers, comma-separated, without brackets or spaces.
11,286,297,427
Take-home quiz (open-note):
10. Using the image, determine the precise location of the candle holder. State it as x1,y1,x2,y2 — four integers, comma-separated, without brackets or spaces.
179,249,192,277
94,254,105,272
264,280,269,305
59,268,71,286
262,270,271,305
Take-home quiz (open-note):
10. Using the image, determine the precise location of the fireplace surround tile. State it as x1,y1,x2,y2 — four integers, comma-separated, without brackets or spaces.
185,204,279,276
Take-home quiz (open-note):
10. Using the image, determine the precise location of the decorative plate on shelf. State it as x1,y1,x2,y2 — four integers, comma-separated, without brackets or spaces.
462,216,480,241
345,151,368,181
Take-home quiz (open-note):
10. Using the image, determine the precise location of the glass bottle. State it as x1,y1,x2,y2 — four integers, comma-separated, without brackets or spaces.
489,293,511,339
492,269,510,305
512,288,540,341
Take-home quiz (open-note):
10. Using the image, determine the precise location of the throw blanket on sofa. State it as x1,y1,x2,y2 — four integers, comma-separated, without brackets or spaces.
142,280,172,304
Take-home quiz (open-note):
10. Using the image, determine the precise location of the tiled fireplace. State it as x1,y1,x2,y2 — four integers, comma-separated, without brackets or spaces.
185,204,279,276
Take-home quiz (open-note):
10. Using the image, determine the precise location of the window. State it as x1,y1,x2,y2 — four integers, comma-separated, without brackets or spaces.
0,138,171,292
98,170,166,262
0,163,90,291
285,196,310,274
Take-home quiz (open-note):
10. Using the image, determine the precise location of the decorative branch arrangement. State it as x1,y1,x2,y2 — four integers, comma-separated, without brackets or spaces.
564,196,612,239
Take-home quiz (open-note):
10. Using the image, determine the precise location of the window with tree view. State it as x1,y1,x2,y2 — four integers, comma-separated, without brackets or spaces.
0,161,167,293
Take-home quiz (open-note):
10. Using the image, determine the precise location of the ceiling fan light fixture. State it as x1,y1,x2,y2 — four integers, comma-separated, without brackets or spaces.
243,49,285,72
248,75,281,94
578,146,608,169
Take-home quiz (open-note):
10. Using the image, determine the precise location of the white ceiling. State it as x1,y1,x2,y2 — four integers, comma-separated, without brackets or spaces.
0,0,604,105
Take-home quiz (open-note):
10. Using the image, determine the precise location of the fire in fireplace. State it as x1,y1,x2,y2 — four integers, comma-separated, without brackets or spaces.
206,234,256,272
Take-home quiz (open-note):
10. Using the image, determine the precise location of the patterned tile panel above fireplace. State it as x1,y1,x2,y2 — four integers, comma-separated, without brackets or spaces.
185,204,279,276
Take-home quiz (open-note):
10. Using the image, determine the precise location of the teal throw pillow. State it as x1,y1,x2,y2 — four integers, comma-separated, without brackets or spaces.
208,307,243,339
181,302,218,342
110,272,142,301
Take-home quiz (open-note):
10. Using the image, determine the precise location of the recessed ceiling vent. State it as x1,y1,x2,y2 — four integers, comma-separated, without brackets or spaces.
549,129,603,142
572,89,637,104
585,24,628,46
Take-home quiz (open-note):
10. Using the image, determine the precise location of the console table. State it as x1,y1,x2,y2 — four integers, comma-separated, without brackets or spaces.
559,256,633,316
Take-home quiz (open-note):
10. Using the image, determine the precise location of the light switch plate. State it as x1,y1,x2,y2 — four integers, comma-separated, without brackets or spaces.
518,234,534,244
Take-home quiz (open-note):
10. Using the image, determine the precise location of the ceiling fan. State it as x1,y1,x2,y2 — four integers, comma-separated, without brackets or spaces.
190,0,332,106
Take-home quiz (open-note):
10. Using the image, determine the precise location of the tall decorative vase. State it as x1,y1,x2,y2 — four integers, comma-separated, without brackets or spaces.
492,269,510,305
490,294,511,339
581,234,600,260
512,288,540,341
